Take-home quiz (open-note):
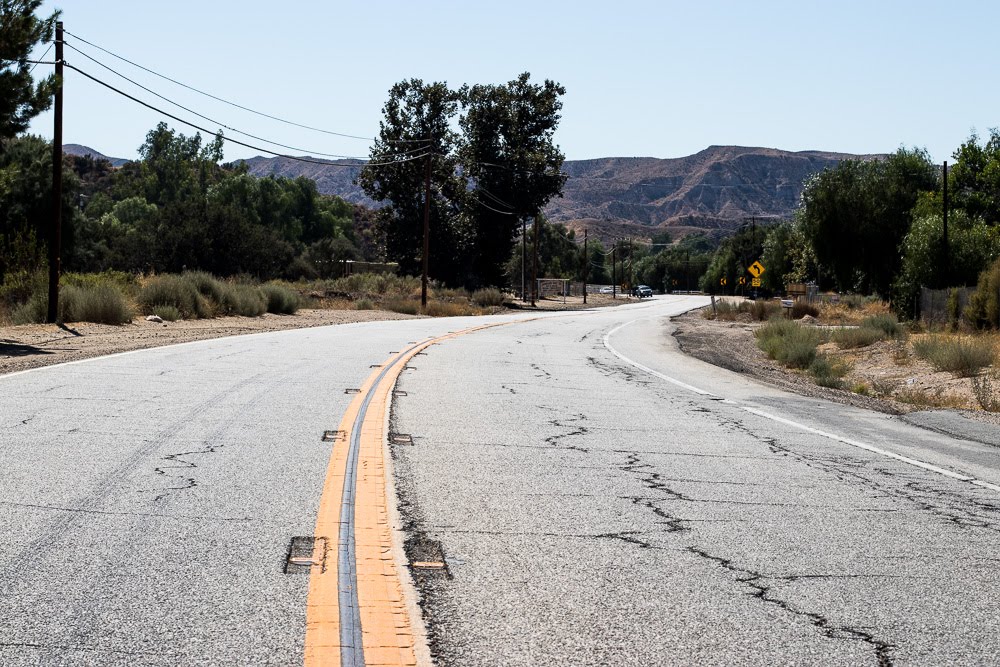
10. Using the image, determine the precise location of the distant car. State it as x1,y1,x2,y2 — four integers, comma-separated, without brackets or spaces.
598,286,614,294
632,284,653,298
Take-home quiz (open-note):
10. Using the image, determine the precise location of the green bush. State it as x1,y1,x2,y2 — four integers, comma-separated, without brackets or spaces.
139,275,211,319
832,326,886,349
62,285,133,324
383,298,420,315
355,298,375,310
424,300,476,317
219,283,267,317
63,270,138,292
755,320,821,369
182,270,226,306
790,301,819,319
913,335,994,377
862,313,904,338
261,283,301,314
472,288,504,308
152,305,181,321
11,284,133,325
809,354,849,388
964,258,1000,329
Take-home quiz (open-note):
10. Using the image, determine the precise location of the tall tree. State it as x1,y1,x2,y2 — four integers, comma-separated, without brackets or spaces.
799,148,937,296
459,73,567,288
357,79,468,284
0,0,59,142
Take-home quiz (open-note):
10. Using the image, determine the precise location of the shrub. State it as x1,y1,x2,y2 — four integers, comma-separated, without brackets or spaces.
790,301,819,319
972,372,1000,412
756,320,821,369
63,270,138,292
218,283,267,317
472,288,504,308
832,326,886,349
913,335,994,377
11,284,133,325
965,258,1000,329
139,275,211,319
355,298,375,310
61,285,133,324
383,298,420,315
152,305,181,321
424,300,476,317
809,354,849,388
182,271,226,307
749,300,781,321
261,283,300,314
862,313,904,339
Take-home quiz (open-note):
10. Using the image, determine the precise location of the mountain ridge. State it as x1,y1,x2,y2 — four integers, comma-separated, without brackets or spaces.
63,144,877,239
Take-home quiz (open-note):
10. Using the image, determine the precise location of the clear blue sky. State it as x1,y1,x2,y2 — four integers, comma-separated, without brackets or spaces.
25,0,1000,164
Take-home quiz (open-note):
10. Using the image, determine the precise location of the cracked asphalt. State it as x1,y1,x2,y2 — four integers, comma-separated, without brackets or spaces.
392,296,1000,666
4,296,1000,665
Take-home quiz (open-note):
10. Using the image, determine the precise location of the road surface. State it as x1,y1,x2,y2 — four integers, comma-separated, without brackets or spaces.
2,295,999,665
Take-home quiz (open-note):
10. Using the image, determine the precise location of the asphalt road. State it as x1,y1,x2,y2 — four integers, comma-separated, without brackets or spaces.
3,296,1000,665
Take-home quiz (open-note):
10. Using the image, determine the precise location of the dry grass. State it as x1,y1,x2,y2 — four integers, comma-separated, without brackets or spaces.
817,299,891,325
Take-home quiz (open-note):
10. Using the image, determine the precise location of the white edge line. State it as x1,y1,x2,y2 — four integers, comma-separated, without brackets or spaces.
603,313,717,397
741,406,1000,490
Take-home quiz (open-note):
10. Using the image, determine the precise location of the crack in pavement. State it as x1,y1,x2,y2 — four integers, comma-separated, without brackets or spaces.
0,641,177,657
544,413,591,453
0,499,254,522
687,546,895,666
151,441,220,502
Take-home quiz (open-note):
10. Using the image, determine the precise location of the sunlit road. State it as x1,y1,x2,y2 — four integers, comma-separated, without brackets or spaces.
3,296,1000,665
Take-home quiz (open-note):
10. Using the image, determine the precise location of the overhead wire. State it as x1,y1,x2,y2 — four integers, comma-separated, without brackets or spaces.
29,42,53,73
63,41,429,162
63,29,427,144
63,63,431,168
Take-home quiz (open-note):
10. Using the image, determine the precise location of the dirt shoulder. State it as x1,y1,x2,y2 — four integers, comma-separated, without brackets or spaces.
0,309,421,376
672,307,1000,429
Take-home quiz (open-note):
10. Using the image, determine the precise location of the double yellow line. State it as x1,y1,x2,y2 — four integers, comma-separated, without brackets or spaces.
304,323,506,666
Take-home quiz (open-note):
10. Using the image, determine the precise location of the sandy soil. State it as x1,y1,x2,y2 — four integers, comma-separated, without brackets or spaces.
0,309,421,376
672,308,1000,426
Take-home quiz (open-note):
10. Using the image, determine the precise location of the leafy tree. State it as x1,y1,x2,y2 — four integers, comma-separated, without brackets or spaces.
505,217,582,286
357,79,468,285
799,148,937,297
0,134,79,281
0,0,58,142
460,73,568,288
949,129,1000,225
700,224,765,294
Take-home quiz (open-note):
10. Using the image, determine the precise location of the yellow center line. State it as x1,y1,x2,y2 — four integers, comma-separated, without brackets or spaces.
304,322,514,667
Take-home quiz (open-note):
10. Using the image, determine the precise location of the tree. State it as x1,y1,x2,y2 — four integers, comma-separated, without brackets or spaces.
799,148,937,297
357,79,468,285
459,73,568,288
949,129,1000,225
0,0,58,142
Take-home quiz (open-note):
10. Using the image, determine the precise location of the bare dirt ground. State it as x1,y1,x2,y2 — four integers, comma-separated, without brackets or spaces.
0,309,421,376
672,307,1000,427
0,294,631,377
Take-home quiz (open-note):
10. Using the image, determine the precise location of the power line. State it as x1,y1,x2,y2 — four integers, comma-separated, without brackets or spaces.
64,29,427,145
471,195,516,215
63,42,428,162
64,63,431,168
29,42,53,73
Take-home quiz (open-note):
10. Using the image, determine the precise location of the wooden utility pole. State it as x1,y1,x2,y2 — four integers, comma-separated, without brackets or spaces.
582,229,588,304
530,215,540,306
521,219,527,301
47,21,64,324
943,160,949,287
612,243,617,300
420,139,431,309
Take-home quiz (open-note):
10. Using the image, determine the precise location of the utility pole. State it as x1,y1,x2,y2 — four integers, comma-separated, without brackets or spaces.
582,229,588,304
612,242,617,300
531,214,540,306
47,21,64,324
628,236,633,296
943,160,949,287
420,137,431,309
521,219,526,301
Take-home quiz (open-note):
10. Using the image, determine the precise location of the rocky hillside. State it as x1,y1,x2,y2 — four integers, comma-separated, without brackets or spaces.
548,146,871,236
65,144,872,239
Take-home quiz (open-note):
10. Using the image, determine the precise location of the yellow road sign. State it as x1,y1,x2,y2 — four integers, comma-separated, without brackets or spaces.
751,277,762,287
748,261,765,278
720,277,727,286
738,276,746,285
